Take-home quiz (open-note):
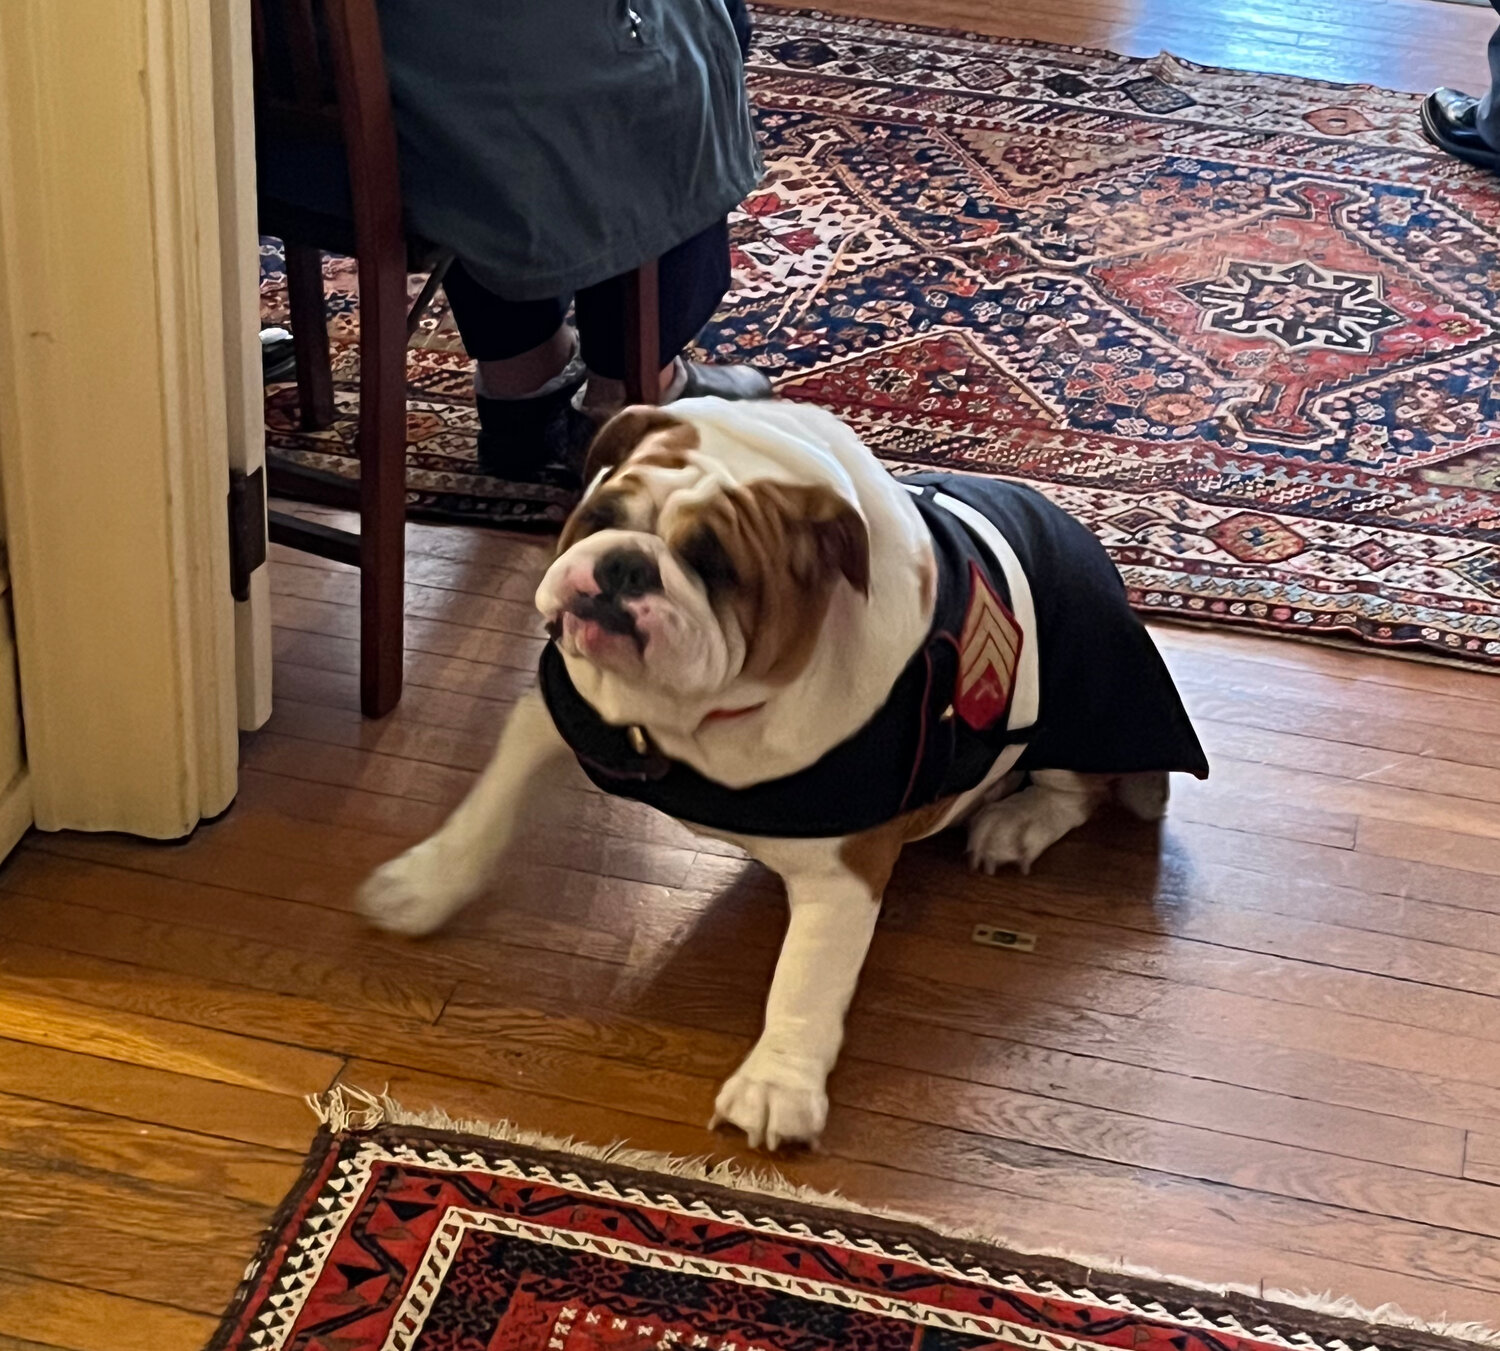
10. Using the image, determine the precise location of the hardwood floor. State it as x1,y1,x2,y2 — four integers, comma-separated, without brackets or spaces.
5,516,1500,1347
6,2,1500,1345
755,0,1499,91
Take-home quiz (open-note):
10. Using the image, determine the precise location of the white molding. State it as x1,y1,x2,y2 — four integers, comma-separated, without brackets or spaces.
0,0,239,836
211,0,274,732
0,770,32,864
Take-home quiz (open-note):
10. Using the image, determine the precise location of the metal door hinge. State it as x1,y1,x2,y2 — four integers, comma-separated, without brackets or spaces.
227,466,267,603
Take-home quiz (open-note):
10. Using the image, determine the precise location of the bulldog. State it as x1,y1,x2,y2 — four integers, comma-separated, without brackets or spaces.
360,397,1208,1150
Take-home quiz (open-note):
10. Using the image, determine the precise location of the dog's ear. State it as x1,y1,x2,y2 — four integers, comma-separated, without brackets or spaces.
582,406,686,486
784,482,871,598
558,407,698,557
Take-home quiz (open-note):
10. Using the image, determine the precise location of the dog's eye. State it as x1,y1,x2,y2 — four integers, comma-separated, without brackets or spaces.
677,524,737,593
579,496,623,535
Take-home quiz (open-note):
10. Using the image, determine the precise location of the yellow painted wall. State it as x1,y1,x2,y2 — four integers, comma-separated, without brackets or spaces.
0,0,239,835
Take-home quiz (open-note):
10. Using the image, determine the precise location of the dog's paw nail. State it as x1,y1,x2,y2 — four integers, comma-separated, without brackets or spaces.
714,1055,828,1154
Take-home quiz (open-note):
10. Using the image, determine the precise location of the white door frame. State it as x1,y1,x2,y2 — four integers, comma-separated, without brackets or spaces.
0,0,256,837
213,0,276,733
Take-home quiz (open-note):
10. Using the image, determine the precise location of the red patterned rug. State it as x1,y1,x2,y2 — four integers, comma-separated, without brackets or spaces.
261,10,1500,666
213,1097,1493,1351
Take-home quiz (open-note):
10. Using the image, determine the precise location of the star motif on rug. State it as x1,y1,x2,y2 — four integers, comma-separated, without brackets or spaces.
1179,259,1402,354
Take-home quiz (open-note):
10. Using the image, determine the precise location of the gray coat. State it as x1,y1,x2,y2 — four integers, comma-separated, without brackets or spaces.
375,0,762,300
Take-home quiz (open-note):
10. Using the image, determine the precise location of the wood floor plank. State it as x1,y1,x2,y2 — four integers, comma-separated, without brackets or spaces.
1199,717,1500,805
269,542,540,603
1160,817,1500,910
419,994,1495,1236
24,826,367,911
0,1093,303,1207
272,624,535,702
0,1040,318,1153
1041,828,1500,943
0,890,452,1021
1468,1133,1500,1186
885,875,1500,1032
271,557,546,642
273,501,550,573
1174,670,1500,772
241,728,475,806
274,659,512,734
239,757,729,860
0,1273,217,1351
0,953,342,1095
15,913,1478,1258
815,1104,1500,1307
438,977,1465,1174
272,593,545,671
1114,785,1358,847
1166,643,1500,741
13,845,1500,1140
265,693,496,772
236,707,1500,1020
0,1164,264,1313
1174,758,1500,846
754,0,1494,89
1356,817,1500,879
1153,625,1500,705
0,848,635,972
8,926,1483,1240
690,847,1500,1036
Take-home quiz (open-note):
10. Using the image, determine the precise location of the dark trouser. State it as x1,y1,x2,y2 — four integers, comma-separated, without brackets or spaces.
442,218,732,380
1480,0,1500,149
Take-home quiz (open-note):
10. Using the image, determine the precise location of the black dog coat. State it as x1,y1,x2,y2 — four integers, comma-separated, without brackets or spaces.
540,473,1208,838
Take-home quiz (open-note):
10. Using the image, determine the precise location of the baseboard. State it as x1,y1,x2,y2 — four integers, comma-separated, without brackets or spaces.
0,767,33,863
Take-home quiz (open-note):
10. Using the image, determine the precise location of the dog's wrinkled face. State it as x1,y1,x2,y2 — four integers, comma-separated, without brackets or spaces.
536,407,870,715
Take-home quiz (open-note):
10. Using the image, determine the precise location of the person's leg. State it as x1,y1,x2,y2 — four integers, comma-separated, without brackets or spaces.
1422,12,1500,169
442,258,575,395
574,219,771,417
1477,16,1500,149
441,258,592,482
724,0,752,62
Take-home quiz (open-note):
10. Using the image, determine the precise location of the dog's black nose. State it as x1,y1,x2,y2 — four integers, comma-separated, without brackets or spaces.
594,547,661,600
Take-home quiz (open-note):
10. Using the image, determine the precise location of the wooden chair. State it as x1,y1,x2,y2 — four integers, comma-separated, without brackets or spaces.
251,0,661,717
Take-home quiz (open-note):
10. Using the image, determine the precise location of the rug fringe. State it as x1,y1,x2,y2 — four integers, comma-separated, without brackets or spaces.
309,1086,1498,1345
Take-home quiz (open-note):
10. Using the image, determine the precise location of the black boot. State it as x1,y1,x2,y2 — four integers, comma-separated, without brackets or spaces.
474,371,596,489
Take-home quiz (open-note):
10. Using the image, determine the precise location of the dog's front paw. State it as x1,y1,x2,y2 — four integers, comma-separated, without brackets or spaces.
711,1044,829,1152
358,838,483,936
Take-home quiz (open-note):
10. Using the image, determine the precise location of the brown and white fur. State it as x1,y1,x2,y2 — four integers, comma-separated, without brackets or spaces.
359,397,1168,1151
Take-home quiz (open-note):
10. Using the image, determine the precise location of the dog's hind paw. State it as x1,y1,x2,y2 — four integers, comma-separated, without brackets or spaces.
1116,771,1170,822
966,779,1098,875
711,1045,828,1152
358,839,483,936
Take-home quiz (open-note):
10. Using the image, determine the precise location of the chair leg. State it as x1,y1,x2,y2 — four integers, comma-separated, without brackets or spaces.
286,242,336,430
622,259,661,406
355,249,409,716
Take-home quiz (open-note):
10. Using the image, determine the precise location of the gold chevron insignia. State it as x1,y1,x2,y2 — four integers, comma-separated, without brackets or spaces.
955,561,1022,731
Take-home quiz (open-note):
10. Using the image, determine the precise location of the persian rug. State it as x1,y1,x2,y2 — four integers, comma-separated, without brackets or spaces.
212,1093,1497,1351
260,10,1500,666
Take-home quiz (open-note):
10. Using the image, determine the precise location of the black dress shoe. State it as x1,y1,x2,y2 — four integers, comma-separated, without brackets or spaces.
474,375,594,490
676,360,773,401
1421,88,1500,171
261,328,297,384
